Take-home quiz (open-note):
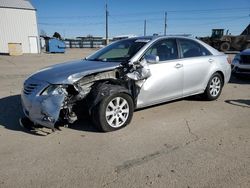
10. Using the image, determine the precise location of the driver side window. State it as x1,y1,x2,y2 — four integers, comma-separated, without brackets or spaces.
145,39,178,62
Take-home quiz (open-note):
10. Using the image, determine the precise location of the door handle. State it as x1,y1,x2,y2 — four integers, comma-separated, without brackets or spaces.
175,63,183,68
208,59,214,63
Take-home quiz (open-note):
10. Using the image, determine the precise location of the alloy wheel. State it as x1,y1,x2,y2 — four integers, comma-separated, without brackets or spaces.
209,76,221,97
105,97,129,128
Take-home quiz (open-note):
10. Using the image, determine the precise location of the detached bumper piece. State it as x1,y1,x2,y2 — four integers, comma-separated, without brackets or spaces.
19,117,62,135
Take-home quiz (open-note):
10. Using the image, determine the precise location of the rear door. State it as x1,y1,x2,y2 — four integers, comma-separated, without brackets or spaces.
137,39,184,107
177,39,213,96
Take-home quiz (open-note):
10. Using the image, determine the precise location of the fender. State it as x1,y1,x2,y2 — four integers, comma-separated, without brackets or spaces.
86,82,132,114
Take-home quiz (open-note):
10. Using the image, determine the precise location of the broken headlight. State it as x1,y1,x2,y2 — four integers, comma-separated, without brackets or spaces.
41,85,67,96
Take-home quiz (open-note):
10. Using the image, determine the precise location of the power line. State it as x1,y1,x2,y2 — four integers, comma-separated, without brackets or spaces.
39,15,103,19
38,15,249,27
171,16,249,27
108,15,249,24
39,22,104,26
38,7,250,19
110,7,250,17
38,6,250,37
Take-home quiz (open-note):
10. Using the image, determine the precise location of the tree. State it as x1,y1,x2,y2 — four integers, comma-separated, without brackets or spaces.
53,32,62,40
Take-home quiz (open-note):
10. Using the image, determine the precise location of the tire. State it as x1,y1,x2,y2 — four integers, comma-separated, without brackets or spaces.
203,73,223,101
92,93,134,132
220,42,230,52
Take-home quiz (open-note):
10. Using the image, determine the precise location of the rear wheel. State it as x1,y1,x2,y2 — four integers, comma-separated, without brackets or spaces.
92,93,134,132
220,42,230,52
203,73,223,101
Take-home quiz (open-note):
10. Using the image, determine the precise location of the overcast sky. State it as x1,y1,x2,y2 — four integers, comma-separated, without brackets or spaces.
32,0,250,38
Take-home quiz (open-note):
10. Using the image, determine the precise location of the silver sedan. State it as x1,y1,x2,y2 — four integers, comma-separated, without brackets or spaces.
21,36,231,132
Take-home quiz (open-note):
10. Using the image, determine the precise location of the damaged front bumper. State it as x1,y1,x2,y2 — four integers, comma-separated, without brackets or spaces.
21,78,66,129
20,61,151,130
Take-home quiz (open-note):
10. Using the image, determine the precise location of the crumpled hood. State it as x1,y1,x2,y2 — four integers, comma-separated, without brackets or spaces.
29,60,121,84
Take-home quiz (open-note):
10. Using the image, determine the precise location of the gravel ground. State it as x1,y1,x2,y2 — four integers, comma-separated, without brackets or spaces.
0,49,249,188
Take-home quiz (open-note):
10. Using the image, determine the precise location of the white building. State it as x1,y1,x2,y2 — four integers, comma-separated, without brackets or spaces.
0,0,40,54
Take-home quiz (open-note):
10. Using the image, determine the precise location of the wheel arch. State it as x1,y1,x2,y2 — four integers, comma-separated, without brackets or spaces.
203,70,225,91
202,70,225,101
86,80,135,114
215,70,225,86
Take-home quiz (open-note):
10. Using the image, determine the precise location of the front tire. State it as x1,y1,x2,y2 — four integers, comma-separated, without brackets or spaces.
203,73,223,101
92,93,134,132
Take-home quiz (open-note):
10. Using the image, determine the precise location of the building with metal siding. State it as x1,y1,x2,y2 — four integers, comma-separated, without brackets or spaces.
0,0,39,54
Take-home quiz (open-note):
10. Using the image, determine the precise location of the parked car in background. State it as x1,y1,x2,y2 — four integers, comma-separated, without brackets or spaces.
232,49,250,76
20,36,231,132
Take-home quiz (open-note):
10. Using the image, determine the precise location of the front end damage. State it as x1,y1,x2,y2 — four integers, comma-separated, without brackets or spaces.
21,60,151,130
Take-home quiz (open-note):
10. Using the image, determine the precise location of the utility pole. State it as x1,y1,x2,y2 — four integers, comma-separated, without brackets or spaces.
144,19,147,36
105,1,109,45
164,11,167,35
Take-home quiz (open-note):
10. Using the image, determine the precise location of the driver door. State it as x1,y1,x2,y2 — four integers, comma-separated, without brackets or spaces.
137,39,184,108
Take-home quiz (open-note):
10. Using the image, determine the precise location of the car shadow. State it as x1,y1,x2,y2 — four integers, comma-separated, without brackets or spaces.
229,75,250,85
0,95,24,131
68,118,100,133
135,97,189,112
225,99,250,108
0,95,99,136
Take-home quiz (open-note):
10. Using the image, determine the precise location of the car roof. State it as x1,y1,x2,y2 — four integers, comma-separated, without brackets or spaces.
127,35,194,41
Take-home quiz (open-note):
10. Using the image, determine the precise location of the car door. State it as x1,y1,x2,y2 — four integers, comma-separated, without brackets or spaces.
137,39,184,108
177,39,213,96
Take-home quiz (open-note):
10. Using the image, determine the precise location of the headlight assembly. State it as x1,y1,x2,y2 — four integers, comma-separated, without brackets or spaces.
41,85,68,96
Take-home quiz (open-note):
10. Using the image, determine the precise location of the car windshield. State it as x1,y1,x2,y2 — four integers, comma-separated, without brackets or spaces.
86,38,150,62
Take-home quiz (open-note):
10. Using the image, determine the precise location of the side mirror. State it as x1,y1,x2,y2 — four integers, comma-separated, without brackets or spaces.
144,54,159,64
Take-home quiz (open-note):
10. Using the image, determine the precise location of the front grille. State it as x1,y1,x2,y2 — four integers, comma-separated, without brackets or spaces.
240,55,250,65
23,83,39,95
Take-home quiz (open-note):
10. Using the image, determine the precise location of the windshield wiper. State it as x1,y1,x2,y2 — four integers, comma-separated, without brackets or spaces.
86,58,104,62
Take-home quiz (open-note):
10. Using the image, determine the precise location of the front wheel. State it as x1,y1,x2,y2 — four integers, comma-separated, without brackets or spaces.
203,73,223,101
92,93,134,132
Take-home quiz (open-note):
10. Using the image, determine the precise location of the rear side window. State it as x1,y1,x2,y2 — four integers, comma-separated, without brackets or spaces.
145,39,178,61
178,39,211,58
